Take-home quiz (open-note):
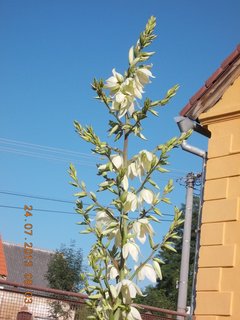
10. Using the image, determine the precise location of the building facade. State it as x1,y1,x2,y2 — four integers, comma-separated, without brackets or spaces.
181,45,240,320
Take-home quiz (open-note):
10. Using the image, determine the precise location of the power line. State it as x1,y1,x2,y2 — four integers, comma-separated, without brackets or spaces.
0,146,96,166
0,204,173,221
0,204,76,215
0,137,189,175
0,137,98,159
0,190,175,217
0,190,75,204
0,144,185,175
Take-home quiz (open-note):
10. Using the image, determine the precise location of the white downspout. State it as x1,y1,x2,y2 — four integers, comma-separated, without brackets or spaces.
175,116,209,319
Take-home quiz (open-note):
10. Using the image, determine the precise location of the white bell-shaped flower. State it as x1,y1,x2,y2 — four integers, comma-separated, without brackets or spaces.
108,265,119,280
136,263,156,283
139,150,155,172
124,192,138,212
135,67,154,86
96,211,112,229
139,189,154,205
122,240,140,262
114,279,143,304
110,154,123,170
111,94,135,118
132,218,154,244
127,161,138,180
105,68,124,94
121,175,129,191
127,306,142,320
108,228,122,247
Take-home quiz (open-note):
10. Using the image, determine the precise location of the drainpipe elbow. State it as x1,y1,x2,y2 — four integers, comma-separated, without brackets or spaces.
181,140,207,159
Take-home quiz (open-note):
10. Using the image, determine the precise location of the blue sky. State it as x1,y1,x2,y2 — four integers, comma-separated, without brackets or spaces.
0,0,239,267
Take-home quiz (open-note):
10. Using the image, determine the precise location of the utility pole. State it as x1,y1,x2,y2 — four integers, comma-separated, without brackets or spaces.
177,172,200,319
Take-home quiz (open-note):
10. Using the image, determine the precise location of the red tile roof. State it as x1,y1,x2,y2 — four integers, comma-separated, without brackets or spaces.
180,44,240,119
0,236,7,278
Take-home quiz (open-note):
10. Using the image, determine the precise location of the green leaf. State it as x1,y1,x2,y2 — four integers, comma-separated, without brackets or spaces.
85,204,95,212
153,260,162,280
76,221,87,225
148,178,160,189
163,242,177,252
149,215,160,223
137,132,147,140
74,192,87,198
90,192,97,201
80,228,92,234
149,108,159,116
162,197,171,204
109,124,119,136
69,181,78,187
148,235,155,249
89,294,102,300
163,179,174,194
156,167,169,173
113,308,121,319
69,163,78,181
153,207,162,216
153,257,165,264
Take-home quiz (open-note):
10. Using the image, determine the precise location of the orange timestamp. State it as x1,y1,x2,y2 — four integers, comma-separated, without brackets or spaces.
23,205,33,304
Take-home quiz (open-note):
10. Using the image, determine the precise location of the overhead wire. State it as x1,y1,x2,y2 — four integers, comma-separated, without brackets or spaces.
0,204,174,221
0,137,187,220
0,137,189,174
0,190,75,204
0,146,96,166
0,190,175,217
0,137,97,159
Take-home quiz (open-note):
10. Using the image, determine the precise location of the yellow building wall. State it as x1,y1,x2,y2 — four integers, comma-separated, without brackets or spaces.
195,76,240,320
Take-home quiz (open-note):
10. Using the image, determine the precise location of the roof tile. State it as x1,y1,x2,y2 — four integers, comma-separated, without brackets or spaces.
180,44,240,118
221,48,240,69
189,86,206,105
205,67,224,88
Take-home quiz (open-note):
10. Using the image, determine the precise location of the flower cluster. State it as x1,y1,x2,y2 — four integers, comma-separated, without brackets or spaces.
123,189,155,212
110,280,143,304
105,59,154,118
99,149,158,195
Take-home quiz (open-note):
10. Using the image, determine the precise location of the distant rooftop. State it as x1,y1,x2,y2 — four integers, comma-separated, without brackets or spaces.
3,241,54,288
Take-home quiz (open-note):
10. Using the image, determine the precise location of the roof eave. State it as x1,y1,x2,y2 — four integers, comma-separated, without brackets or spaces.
180,44,240,120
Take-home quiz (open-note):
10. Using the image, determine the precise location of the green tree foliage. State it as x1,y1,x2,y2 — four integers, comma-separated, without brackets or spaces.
135,285,175,310
45,241,84,292
136,196,199,310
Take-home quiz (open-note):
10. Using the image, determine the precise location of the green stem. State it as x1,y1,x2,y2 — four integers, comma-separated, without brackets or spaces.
88,193,118,222
123,132,128,167
130,242,160,281
102,94,122,124
135,158,161,194
119,118,129,281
